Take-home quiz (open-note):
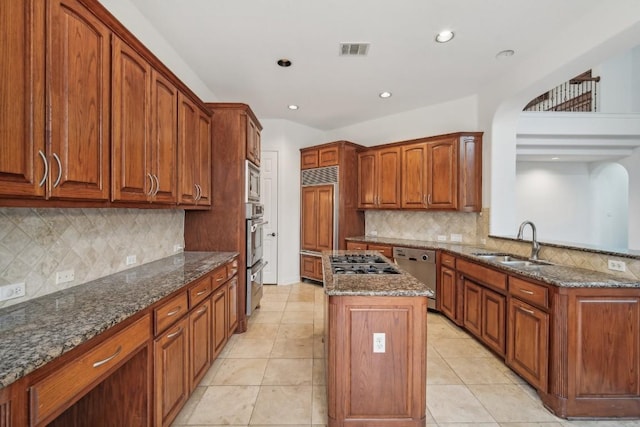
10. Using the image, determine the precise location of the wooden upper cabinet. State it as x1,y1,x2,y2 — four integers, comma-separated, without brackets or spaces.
458,135,482,212
111,37,152,203
0,0,46,199
47,0,111,200
246,116,261,166
358,147,401,209
427,137,457,209
401,142,428,208
300,145,340,170
178,93,211,207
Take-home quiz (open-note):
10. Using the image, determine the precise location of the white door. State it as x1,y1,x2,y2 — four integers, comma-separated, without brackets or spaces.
261,151,278,284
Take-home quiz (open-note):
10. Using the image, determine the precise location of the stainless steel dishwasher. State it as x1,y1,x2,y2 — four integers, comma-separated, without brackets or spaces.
393,247,437,310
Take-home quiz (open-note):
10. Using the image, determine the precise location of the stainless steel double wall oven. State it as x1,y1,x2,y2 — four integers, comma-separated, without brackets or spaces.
245,161,267,316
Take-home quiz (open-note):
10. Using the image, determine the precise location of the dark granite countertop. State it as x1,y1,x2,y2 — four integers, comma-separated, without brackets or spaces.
346,236,640,289
0,251,236,389
322,250,435,297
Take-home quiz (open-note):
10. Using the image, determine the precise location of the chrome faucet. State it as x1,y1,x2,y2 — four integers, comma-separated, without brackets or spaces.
517,220,540,260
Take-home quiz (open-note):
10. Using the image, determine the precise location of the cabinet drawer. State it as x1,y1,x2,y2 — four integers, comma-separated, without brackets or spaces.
155,292,189,335
346,241,367,251
30,314,151,426
368,244,393,259
457,259,506,291
212,266,227,289
441,252,456,268
189,276,212,308
509,277,549,309
226,258,239,278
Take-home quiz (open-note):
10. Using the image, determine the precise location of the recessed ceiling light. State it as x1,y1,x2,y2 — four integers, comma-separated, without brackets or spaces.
551,157,559,160
435,30,454,43
496,49,515,59
379,91,392,99
288,104,299,110
277,58,292,67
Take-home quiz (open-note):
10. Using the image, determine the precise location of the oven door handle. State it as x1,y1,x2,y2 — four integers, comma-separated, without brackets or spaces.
250,220,268,233
250,261,268,281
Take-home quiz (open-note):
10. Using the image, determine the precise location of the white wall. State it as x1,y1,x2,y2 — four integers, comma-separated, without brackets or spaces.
619,147,640,249
516,162,591,244
596,49,633,113
324,95,479,147
260,119,325,285
588,163,628,249
98,0,216,101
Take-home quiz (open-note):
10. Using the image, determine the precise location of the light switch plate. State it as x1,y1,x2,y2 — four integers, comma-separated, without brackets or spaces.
373,333,385,353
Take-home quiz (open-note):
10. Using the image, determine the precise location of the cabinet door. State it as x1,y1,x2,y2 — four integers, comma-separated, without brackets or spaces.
178,93,198,205
301,186,319,251
246,117,260,166
426,138,457,209
0,0,46,198
318,146,339,167
507,298,548,391
301,149,319,169
150,70,178,203
111,36,151,202
481,288,506,356
377,147,401,208
440,266,457,320
357,151,376,208
227,276,239,336
401,142,427,208
315,257,324,281
48,0,110,200
458,135,482,212
189,300,211,392
154,316,189,427
211,286,228,359
462,278,482,338
195,109,211,206
301,255,317,279
316,185,335,251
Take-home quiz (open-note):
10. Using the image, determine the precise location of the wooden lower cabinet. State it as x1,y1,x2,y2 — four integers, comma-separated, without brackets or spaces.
154,316,189,427
211,284,228,359
301,254,323,282
506,298,548,391
439,265,457,320
462,277,505,357
326,294,427,426
227,276,239,335
189,300,211,392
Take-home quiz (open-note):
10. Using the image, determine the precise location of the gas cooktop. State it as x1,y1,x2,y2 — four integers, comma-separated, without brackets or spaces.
330,254,401,275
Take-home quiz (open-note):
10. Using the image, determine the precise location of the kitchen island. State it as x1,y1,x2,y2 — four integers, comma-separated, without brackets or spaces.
322,251,433,427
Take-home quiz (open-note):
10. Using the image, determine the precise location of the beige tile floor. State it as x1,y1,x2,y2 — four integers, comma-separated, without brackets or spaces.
172,282,640,427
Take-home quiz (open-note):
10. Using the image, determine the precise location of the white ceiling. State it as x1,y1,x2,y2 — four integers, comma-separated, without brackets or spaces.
127,0,605,131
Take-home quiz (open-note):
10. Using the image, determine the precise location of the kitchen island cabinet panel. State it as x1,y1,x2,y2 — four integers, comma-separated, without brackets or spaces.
0,0,46,199
48,0,111,201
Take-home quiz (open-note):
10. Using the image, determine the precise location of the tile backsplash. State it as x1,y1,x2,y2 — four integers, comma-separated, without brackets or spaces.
0,208,184,308
365,208,639,280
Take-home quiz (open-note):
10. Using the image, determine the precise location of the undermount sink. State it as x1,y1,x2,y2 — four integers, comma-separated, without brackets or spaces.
471,253,551,267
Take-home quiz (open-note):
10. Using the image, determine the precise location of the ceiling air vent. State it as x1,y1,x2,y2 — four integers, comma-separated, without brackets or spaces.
339,43,370,56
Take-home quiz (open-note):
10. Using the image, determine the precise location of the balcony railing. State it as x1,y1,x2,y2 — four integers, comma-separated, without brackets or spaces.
524,70,600,112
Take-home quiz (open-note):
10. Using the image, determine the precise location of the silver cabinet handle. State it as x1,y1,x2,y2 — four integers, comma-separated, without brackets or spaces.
519,289,534,295
166,327,183,340
153,175,160,197
92,345,122,368
427,194,432,205
197,184,202,201
196,306,207,315
147,173,155,196
194,184,200,201
166,306,182,317
38,150,48,187
52,153,62,188
196,289,207,296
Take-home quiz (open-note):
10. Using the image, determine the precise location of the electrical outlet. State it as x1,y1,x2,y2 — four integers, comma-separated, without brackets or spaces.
373,333,386,353
450,234,463,242
173,244,183,253
608,260,627,272
437,235,447,241
55,269,75,284
369,230,378,237
0,282,26,301
126,255,137,265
